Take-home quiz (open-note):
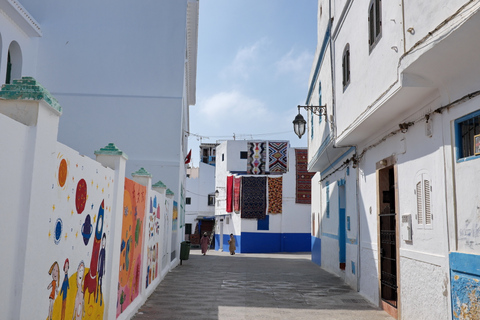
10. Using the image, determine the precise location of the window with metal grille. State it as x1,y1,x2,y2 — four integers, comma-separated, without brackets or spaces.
368,0,382,51
240,151,248,159
415,173,432,229
455,110,480,161
342,44,350,90
186,197,191,205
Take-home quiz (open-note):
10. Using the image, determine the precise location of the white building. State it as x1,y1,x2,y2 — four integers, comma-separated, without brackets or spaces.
0,0,198,224
0,1,198,319
185,162,216,241
214,140,312,253
306,0,480,319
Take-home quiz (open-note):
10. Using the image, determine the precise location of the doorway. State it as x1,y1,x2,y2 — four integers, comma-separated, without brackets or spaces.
377,163,398,318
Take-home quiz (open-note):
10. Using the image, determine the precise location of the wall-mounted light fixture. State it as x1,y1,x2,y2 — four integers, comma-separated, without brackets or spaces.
214,190,219,197
292,104,327,139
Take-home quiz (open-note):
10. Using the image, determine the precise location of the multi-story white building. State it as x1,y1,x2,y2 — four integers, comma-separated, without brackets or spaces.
305,0,480,319
214,140,312,253
185,144,218,245
0,0,198,218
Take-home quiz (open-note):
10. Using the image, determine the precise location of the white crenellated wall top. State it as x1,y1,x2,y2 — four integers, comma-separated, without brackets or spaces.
0,0,41,37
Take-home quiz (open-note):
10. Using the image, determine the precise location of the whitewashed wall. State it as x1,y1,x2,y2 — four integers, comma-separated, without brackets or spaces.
0,110,33,319
0,90,180,320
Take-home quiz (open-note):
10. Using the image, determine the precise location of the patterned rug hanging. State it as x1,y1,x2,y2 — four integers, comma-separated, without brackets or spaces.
295,149,315,204
226,175,233,213
268,176,283,214
247,142,266,174
268,141,288,174
241,176,266,219
233,176,241,212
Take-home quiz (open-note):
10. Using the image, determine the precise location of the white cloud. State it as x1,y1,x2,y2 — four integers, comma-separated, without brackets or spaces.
275,49,313,80
199,91,267,121
221,38,268,80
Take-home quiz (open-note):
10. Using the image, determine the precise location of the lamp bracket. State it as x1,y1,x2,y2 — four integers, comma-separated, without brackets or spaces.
298,104,327,117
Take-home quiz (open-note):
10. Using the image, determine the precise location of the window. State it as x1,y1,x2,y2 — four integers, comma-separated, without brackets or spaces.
222,154,224,161
368,0,382,51
6,41,22,84
342,45,350,90
185,223,192,235
208,194,215,206
456,110,480,160
415,172,432,229
240,151,248,159
257,215,269,230
185,197,191,205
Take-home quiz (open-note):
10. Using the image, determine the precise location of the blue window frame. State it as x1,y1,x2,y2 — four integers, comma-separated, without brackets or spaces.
455,109,480,162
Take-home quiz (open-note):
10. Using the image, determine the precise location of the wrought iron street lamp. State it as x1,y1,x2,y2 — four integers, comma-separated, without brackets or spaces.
292,105,327,139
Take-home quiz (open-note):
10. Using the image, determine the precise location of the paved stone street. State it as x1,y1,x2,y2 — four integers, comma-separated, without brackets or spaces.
133,249,391,320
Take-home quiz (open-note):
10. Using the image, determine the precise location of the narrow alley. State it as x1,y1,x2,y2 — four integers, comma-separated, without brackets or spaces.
133,249,391,320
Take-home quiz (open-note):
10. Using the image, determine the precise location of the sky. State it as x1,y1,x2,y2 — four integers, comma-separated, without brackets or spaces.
189,0,318,165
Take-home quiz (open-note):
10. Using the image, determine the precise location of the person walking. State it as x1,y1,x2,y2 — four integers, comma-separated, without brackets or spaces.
200,232,209,255
228,234,236,255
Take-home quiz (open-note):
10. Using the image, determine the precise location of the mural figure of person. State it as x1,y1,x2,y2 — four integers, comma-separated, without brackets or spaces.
96,233,106,306
200,232,209,255
228,234,236,255
72,261,85,320
47,261,59,320
59,258,70,320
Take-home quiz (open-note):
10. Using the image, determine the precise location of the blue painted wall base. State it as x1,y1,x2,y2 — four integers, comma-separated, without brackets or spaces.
215,232,311,253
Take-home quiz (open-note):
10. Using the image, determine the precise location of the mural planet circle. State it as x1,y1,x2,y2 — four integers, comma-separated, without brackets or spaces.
54,218,63,245
76,179,87,214
58,159,67,187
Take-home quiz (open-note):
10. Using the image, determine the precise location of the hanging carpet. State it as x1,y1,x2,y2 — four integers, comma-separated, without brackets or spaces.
233,176,241,212
226,175,233,213
247,142,266,174
268,176,283,214
268,141,288,173
295,149,315,204
241,176,266,219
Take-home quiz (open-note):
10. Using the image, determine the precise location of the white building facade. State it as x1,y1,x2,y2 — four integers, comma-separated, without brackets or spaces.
0,1,198,319
214,140,312,253
185,162,216,239
0,0,198,228
307,0,480,319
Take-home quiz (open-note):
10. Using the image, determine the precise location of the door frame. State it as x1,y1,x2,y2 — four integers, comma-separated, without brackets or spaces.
376,155,400,319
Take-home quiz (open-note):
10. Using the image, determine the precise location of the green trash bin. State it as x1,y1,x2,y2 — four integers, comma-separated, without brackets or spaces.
180,241,191,264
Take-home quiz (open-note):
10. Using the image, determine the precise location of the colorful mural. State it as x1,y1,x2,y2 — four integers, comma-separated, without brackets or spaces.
450,252,480,319
146,193,161,289
117,178,146,316
47,150,114,320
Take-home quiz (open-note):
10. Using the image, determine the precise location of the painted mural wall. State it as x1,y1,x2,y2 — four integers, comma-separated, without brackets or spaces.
117,178,146,316
47,144,115,320
145,190,162,289
0,80,183,320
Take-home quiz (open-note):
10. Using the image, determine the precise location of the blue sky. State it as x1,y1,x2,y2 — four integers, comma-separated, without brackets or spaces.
189,0,318,165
